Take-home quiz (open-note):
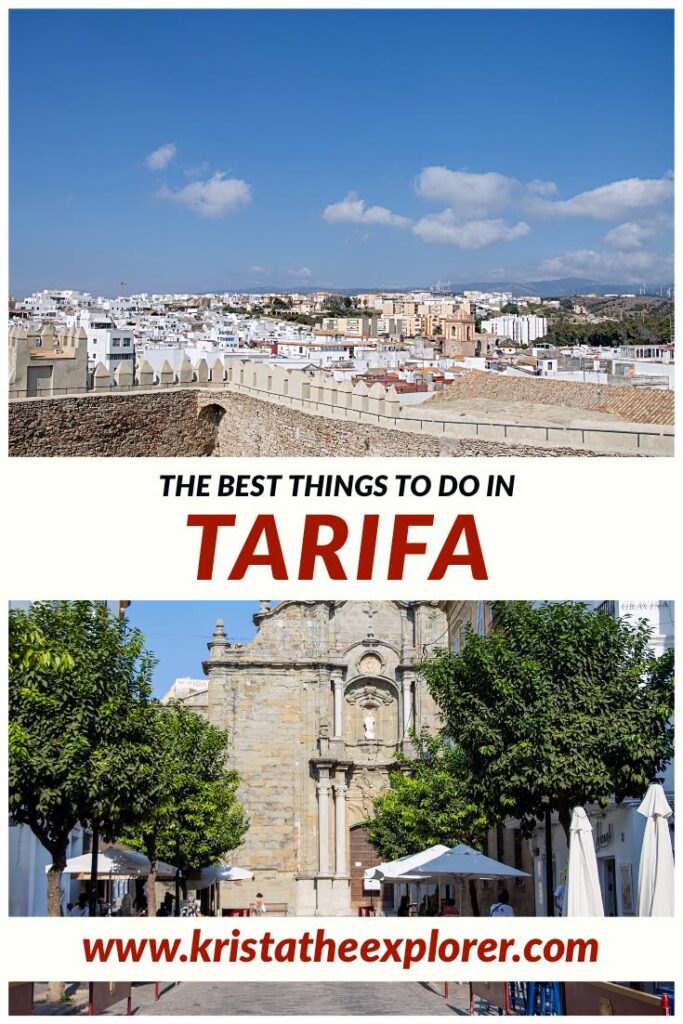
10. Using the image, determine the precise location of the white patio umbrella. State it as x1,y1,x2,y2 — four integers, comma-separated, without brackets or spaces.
50,848,177,880
637,783,674,917
564,807,604,916
364,845,450,883
190,865,254,890
364,846,450,914
409,844,529,915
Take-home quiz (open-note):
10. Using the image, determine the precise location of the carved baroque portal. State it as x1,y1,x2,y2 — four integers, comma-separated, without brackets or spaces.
344,678,397,746
201,600,446,915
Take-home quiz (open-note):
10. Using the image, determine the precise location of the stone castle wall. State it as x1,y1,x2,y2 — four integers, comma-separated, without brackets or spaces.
8,390,218,457
9,387,661,458
429,371,674,425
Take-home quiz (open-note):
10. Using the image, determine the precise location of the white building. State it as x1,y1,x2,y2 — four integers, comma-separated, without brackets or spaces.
20,289,93,315
73,308,135,373
481,314,548,345
9,824,86,916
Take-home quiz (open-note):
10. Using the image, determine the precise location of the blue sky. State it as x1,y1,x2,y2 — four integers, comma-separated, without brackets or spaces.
10,9,673,294
125,601,262,698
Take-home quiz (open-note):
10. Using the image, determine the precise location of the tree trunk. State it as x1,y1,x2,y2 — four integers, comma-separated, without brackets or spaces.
558,804,572,843
46,864,64,917
468,879,480,917
47,855,66,1002
145,860,158,917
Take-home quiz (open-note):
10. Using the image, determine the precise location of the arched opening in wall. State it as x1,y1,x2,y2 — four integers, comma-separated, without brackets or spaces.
349,825,382,909
196,402,226,455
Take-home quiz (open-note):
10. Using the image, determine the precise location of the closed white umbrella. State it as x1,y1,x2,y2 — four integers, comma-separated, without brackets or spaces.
564,807,604,916
637,783,674,917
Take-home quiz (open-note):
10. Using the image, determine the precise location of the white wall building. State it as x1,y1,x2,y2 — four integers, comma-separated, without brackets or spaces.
73,309,135,373
20,289,93,315
9,824,86,916
481,314,548,345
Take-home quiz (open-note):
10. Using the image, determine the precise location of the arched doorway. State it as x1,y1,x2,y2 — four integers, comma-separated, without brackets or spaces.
196,402,226,455
349,824,382,909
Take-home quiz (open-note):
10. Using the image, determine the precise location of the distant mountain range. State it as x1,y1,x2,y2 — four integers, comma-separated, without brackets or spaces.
245,277,673,299
449,277,673,298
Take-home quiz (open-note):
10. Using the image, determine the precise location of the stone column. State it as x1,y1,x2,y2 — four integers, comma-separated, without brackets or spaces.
332,676,343,736
333,781,347,876
317,772,331,874
402,677,413,734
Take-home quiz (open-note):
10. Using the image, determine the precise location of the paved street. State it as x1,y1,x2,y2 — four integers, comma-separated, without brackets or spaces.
96,981,474,1016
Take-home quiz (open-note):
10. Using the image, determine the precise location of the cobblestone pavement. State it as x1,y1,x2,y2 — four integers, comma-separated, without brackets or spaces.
95,981,474,1016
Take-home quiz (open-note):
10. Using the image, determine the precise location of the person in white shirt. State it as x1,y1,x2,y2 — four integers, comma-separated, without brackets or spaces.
490,889,514,917
69,893,90,917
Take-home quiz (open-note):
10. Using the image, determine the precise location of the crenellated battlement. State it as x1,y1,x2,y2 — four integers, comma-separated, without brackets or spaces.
7,348,673,455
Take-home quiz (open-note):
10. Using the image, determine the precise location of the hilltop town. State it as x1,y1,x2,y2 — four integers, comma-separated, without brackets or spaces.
8,287,674,458
9,286,674,397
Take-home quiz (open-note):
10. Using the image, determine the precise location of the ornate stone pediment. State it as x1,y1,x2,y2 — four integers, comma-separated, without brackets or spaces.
346,685,393,709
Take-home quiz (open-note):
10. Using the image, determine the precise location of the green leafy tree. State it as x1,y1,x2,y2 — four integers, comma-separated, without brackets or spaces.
365,735,489,914
366,735,487,859
9,602,157,919
422,601,675,839
322,295,363,318
122,701,248,914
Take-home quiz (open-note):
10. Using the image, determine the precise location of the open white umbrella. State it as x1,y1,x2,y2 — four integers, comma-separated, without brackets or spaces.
410,844,529,916
564,807,604,916
363,846,451,915
50,848,177,880
637,783,674,917
189,865,254,890
410,844,529,882
364,845,450,883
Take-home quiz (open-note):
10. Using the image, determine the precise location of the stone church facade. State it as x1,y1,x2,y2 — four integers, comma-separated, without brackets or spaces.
202,600,447,916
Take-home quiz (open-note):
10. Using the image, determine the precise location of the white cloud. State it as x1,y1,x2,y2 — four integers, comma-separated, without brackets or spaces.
525,179,558,197
322,192,410,229
527,175,673,220
145,143,177,171
602,221,658,250
157,172,251,218
288,266,312,281
413,212,531,249
415,167,519,218
183,162,210,178
532,246,673,284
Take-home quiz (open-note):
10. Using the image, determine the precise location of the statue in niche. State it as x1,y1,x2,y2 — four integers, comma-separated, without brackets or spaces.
364,713,376,740
319,716,331,739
